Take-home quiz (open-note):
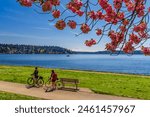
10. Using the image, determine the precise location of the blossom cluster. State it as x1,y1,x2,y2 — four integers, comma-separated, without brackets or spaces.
18,0,33,7
67,0,84,16
122,22,148,54
99,0,125,24
124,0,145,17
85,39,97,47
18,0,60,9
106,31,124,52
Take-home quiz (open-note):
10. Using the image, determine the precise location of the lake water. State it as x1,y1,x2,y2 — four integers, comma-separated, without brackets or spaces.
0,54,150,75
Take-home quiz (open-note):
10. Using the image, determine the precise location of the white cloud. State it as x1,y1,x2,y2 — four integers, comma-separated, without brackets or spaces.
71,46,103,52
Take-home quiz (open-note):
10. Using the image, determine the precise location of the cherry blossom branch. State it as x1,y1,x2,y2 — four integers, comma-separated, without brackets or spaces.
17,0,150,55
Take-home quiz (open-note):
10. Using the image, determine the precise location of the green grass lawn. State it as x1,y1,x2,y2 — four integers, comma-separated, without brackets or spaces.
0,65,150,99
0,91,41,100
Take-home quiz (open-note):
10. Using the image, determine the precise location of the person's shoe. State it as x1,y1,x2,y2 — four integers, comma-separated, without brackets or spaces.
35,84,40,88
45,90,48,92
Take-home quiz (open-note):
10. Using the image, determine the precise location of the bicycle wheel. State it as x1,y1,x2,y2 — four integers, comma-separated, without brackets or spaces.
56,81,62,89
27,77,34,85
45,80,51,87
37,79,44,87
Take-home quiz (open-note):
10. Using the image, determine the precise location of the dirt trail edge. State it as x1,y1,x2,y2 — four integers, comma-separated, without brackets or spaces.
0,81,137,100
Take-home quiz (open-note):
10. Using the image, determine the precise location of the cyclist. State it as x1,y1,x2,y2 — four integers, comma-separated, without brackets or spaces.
50,70,58,90
32,67,39,86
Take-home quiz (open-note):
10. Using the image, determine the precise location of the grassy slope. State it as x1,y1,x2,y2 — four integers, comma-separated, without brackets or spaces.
0,65,150,99
0,91,41,100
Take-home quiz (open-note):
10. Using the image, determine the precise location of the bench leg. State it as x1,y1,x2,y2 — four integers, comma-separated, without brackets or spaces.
75,84,78,90
62,83,65,88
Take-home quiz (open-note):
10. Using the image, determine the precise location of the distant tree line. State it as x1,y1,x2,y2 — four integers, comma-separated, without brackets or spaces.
0,44,142,55
0,44,73,54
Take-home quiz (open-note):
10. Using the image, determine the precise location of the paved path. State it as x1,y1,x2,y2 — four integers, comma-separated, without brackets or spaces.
0,81,136,100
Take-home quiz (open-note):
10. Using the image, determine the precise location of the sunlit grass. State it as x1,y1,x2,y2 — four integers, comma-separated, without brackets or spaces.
0,65,150,99
0,91,41,100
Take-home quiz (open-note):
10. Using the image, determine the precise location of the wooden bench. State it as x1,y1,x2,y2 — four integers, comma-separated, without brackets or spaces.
59,78,79,91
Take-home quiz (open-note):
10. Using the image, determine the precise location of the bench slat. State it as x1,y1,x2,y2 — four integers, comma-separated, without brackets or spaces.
59,78,79,91
60,78,79,83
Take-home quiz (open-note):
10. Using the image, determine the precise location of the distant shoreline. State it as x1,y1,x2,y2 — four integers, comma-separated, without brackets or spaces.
0,53,144,55
0,43,143,55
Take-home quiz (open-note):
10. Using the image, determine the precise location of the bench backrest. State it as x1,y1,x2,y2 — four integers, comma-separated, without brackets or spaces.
60,78,79,83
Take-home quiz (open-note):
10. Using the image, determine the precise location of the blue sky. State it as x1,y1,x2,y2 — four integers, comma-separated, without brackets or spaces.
0,0,149,51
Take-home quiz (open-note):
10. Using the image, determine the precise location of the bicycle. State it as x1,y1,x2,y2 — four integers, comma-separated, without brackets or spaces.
44,78,62,89
27,74,44,87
